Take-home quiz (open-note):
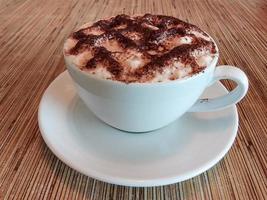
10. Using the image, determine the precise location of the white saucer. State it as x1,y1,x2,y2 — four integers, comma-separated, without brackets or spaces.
38,71,238,187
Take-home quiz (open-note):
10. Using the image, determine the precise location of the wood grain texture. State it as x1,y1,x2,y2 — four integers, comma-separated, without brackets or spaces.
0,0,266,199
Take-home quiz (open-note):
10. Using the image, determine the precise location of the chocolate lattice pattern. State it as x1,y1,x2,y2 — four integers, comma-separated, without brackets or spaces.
64,14,217,83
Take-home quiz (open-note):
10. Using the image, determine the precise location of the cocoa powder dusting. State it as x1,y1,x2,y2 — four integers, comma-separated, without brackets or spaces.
66,14,217,83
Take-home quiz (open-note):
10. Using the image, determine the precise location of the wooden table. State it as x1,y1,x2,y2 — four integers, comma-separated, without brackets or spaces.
0,0,266,199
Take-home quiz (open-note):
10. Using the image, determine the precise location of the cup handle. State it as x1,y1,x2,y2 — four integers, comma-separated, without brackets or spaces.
189,65,249,112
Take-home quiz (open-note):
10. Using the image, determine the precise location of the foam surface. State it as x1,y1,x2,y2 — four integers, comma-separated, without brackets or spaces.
64,14,218,83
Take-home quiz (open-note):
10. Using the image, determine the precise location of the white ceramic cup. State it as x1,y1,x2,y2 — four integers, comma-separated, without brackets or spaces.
64,42,248,132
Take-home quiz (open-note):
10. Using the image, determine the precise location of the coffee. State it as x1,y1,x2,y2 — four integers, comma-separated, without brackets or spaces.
64,14,217,83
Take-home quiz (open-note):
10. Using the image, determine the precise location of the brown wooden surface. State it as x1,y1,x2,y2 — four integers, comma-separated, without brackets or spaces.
0,0,266,199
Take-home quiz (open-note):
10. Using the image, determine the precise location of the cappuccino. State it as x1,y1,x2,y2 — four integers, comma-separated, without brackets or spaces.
64,14,217,83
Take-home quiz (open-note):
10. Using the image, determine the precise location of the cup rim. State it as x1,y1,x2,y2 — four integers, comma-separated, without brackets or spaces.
63,20,219,87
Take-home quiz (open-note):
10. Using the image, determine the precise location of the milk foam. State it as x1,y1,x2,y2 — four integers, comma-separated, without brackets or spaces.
64,14,218,83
